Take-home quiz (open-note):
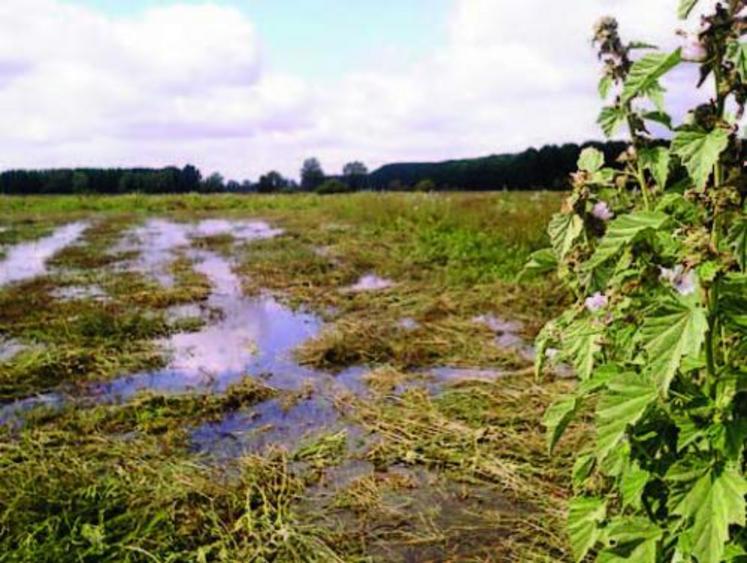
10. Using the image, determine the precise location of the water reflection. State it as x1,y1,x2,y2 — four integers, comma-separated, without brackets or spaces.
0,222,87,286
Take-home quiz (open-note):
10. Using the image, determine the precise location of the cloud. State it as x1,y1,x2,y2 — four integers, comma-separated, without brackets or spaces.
0,0,721,179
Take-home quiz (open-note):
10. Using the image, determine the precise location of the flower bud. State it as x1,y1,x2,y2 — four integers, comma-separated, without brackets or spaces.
682,34,707,62
592,201,614,221
585,292,609,312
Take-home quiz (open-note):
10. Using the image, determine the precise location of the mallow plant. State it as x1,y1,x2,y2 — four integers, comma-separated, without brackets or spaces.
524,1,747,561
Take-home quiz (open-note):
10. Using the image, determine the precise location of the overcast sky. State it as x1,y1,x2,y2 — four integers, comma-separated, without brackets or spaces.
0,0,713,180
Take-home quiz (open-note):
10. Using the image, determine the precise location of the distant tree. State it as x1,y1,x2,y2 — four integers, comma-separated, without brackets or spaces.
203,172,225,193
388,179,406,191
315,179,352,195
240,180,254,193
257,171,288,193
300,158,325,191
71,171,89,194
414,178,436,192
225,180,241,192
342,161,368,190
179,165,202,193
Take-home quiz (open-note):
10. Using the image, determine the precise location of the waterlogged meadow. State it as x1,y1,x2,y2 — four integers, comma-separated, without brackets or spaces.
0,192,583,561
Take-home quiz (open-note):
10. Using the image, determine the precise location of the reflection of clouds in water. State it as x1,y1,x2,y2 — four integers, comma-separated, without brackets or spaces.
0,222,87,286
165,305,261,378
119,218,283,287
194,219,284,240
98,228,321,399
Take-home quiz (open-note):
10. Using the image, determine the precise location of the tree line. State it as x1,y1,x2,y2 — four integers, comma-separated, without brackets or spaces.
0,141,629,195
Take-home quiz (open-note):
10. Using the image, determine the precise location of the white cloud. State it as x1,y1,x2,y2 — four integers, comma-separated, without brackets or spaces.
0,0,722,180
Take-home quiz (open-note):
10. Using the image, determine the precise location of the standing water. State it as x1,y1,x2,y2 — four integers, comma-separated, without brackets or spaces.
0,222,87,286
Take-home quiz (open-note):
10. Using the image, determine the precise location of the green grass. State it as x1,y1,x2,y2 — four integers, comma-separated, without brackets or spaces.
0,192,578,561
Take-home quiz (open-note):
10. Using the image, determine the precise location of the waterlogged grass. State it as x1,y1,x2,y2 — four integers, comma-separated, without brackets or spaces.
0,192,577,561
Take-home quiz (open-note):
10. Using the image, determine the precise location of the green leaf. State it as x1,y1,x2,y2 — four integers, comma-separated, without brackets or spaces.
578,147,605,173
598,517,662,563
596,372,657,462
548,212,583,260
727,42,747,81
621,50,681,104
564,318,602,381
678,0,699,19
568,496,606,562
520,248,557,279
588,211,669,269
639,146,671,189
727,219,747,272
598,107,627,138
544,397,578,454
620,463,650,509
572,454,596,490
671,127,730,190
628,41,658,51
599,75,613,99
642,110,673,130
673,465,747,563
577,363,618,397
639,300,708,394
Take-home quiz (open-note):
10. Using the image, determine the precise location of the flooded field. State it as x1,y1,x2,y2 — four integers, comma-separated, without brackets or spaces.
0,193,581,561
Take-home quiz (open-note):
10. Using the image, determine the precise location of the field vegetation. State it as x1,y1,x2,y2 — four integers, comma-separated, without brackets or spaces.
0,191,584,561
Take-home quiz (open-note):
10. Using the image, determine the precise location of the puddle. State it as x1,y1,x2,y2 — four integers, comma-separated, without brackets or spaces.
0,338,27,363
51,284,108,302
0,222,87,287
346,274,395,293
398,317,419,331
473,314,535,362
191,396,341,459
0,393,66,427
96,250,323,399
193,219,283,241
117,219,282,286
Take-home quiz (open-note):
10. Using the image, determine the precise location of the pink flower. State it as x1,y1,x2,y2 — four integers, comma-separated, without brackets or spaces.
682,34,707,62
592,201,614,221
660,266,697,296
585,292,609,312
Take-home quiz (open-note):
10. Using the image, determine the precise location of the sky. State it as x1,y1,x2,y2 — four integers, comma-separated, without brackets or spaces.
0,0,715,180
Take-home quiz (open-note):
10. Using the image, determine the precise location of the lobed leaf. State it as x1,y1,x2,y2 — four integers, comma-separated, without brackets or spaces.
578,147,605,173
596,371,657,462
620,463,650,510
671,127,730,190
621,50,681,104
639,146,671,189
564,318,602,381
598,107,627,138
520,247,557,279
587,211,669,269
597,516,662,563
639,300,708,395
568,496,606,562
548,212,583,260
673,465,747,563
